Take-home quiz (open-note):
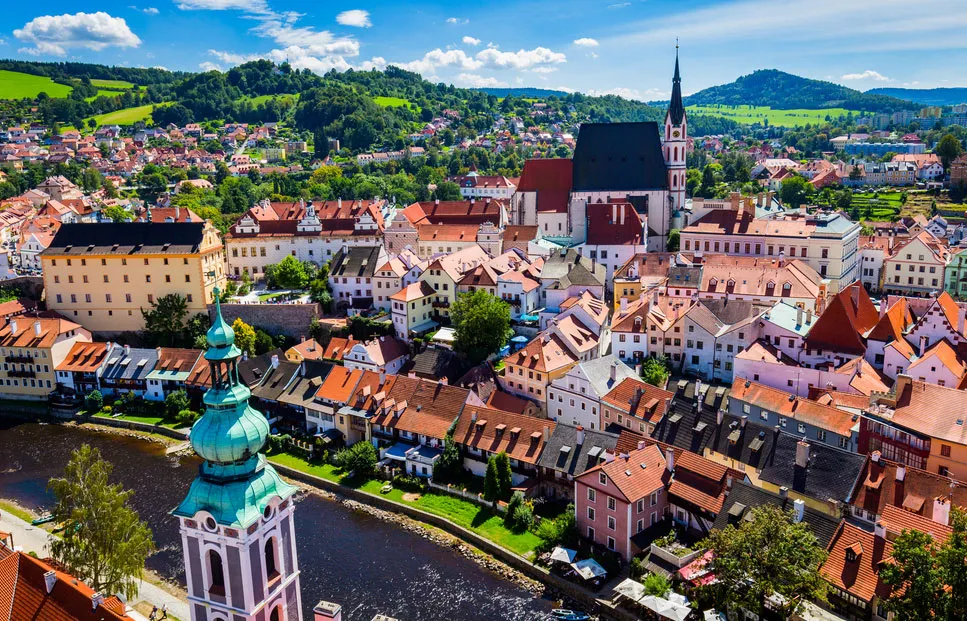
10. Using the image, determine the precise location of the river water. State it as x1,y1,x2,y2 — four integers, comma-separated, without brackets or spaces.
0,419,556,620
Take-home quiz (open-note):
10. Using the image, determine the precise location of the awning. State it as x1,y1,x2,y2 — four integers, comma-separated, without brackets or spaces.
613,578,646,602
639,596,692,621
550,546,577,564
312,428,343,444
570,558,607,581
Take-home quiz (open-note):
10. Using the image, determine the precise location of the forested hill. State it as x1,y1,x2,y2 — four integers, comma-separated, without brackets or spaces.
474,87,572,98
1,58,736,149
674,69,917,112
866,87,967,107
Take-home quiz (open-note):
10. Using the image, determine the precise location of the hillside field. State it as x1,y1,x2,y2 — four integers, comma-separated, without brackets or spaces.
687,104,859,127
88,104,158,126
0,70,73,99
89,79,135,89
373,95,420,112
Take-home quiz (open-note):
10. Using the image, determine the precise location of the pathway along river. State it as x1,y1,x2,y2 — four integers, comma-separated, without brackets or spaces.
0,419,555,620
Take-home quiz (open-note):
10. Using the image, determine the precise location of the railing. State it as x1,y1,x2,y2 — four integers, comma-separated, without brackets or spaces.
6,356,34,364
427,480,498,511
7,370,36,379
649,543,704,569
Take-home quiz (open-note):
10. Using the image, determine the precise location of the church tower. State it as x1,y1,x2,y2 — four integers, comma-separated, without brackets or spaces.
663,46,687,228
174,294,303,621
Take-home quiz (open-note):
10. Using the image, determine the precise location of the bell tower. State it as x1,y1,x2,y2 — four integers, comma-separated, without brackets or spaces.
664,45,687,226
174,292,303,621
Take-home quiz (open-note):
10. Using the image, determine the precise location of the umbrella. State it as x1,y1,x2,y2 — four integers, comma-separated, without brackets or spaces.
570,558,608,581
640,596,692,621
613,578,646,602
549,546,577,564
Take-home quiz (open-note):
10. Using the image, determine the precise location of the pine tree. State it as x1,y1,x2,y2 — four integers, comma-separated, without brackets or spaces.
484,455,500,501
495,452,513,500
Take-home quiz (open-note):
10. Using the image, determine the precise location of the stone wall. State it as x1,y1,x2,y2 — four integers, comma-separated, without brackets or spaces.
210,303,322,338
3,276,44,300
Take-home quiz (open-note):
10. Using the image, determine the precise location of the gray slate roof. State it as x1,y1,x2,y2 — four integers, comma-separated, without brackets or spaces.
537,423,620,477
572,355,638,399
572,123,668,192
541,249,605,289
44,222,206,256
102,347,159,382
331,246,382,279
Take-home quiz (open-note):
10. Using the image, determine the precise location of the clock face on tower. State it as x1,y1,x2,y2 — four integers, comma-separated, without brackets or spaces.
672,130,680,138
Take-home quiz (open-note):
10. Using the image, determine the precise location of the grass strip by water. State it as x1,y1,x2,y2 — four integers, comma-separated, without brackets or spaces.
0,499,35,523
268,453,541,556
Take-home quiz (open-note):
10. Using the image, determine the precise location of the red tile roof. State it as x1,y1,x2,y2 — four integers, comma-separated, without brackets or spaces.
805,283,879,355
821,521,893,604
453,406,554,465
850,455,967,521
585,203,645,246
0,550,133,620
55,341,108,373
601,377,674,424
730,379,857,437
371,377,470,440
322,337,360,362
889,379,967,446
315,366,362,404
579,445,668,503
879,504,952,543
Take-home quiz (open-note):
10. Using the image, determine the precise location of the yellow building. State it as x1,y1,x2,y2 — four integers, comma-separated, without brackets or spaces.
0,316,92,400
390,281,436,342
41,222,226,334
421,245,490,319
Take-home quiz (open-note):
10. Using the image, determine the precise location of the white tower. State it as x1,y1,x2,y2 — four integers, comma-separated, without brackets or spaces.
173,295,304,621
663,46,687,229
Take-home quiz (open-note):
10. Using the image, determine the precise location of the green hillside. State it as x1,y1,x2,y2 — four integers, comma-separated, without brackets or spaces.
681,69,915,112
687,104,860,127
89,104,158,126
0,70,73,99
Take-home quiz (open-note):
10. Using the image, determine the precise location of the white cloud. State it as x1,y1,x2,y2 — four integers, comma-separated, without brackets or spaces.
457,73,507,88
143,7,160,14
199,61,223,71
528,67,558,74
446,17,469,24
397,48,481,74
841,69,891,81
14,12,141,56
462,36,481,46
608,2,631,7
336,9,371,28
573,38,599,47
476,46,566,70
176,0,269,11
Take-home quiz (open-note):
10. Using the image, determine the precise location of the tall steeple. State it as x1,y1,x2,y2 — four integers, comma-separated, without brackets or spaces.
667,43,685,127
173,291,304,621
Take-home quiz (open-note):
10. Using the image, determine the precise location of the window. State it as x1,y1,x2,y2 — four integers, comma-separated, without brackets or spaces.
587,526,595,539
942,444,952,457
637,519,644,533
607,516,616,531
607,496,616,511
650,491,659,506
817,429,827,442
587,507,595,521
599,472,607,486
587,487,596,502
265,538,280,581
207,550,225,596
798,423,806,434
607,536,616,551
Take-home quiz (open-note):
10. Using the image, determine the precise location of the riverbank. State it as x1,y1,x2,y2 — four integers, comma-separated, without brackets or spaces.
0,496,191,621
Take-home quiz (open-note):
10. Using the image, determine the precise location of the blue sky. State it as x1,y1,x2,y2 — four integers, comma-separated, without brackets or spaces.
5,0,967,99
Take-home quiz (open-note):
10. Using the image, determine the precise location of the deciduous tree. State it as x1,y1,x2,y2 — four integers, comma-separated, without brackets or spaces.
450,290,511,364
232,317,257,356
48,445,155,600
142,293,188,347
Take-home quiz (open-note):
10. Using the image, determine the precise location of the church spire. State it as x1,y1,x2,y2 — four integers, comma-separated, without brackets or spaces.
668,44,685,126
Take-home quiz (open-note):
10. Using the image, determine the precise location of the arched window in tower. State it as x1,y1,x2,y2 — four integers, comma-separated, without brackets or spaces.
265,538,280,582
674,146,678,160
269,606,282,621
208,550,225,596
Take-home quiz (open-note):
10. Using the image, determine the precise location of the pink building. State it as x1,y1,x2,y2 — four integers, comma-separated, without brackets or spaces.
574,443,669,560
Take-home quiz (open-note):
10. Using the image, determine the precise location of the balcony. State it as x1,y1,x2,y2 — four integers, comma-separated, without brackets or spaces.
6,355,34,364
8,370,36,379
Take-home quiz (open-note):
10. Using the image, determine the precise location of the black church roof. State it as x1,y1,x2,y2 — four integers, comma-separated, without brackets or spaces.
571,122,668,192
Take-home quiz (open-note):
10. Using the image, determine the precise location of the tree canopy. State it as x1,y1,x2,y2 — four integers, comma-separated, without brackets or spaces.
450,289,512,364
141,293,189,347
48,444,155,600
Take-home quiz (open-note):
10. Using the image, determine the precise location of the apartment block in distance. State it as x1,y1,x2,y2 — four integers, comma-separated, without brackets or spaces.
41,222,226,333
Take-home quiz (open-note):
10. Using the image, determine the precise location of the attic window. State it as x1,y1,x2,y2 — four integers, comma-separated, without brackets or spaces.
559,445,571,455
495,423,507,435
845,542,863,563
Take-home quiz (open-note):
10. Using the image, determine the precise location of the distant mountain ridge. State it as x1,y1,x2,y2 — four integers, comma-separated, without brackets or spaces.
662,69,916,112
866,87,967,107
473,87,571,98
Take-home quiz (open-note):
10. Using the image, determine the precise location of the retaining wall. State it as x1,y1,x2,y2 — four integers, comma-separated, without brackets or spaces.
82,415,190,440
270,462,639,621
210,303,321,338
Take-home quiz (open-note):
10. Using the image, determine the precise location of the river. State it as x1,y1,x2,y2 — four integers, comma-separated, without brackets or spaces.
0,419,556,620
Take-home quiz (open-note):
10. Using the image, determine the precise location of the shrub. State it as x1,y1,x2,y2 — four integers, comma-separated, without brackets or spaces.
536,504,577,553
643,572,671,597
504,492,523,524
176,409,199,427
510,503,534,532
84,390,103,412
164,390,189,419
630,557,645,579
334,441,378,477
100,405,112,414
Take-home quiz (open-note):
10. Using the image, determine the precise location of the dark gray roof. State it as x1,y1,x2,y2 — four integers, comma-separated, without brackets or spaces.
667,53,685,126
668,265,701,286
43,222,206,255
407,347,471,384
702,299,767,325
572,123,668,192
541,249,605,289
278,360,334,408
331,246,382,279
102,347,159,382
251,360,300,402
711,481,840,548
537,423,620,477
238,349,284,387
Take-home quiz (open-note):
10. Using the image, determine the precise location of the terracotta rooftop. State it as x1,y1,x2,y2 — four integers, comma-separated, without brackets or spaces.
55,341,108,373
453,405,555,465
730,378,858,437
601,377,674,424
579,444,668,503
805,283,879,355
820,521,893,604
850,454,967,521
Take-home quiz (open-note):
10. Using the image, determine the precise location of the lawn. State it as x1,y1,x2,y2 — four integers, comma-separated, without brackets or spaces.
89,79,135,89
687,104,860,127
374,96,420,112
0,499,35,523
268,452,541,556
92,411,183,429
85,89,131,102
0,70,72,99
245,93,299,106
87,104,158,126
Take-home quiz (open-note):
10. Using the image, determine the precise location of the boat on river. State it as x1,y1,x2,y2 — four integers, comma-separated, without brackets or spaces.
550,609,591,621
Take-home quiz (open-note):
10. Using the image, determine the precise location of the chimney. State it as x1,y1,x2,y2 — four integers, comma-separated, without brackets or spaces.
637,440,646,450
543,425,550,442
919,335,927,357
777,251,785,267
665,447,675,473
874,521,886,540
851,284,860,311
576,425,586,446
897,466,906,482
805,308,813,324
313,601,343,621
124,343,130,357
91,593,105,611
934,496,951,526
619,297,628,314
471,411,477,423
778,486,789,499
610,362,618,382
795,440,810,468
33,321,41,337
271,354,280,369
620,204,626,226
879,300,887,319
440,377,448,385
792,498,805,523
612,203,617,223
716,408,724,425
379,370,386,384
43,570,57,594
8,319,16,335
796,306,804,326
871,450,881,463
